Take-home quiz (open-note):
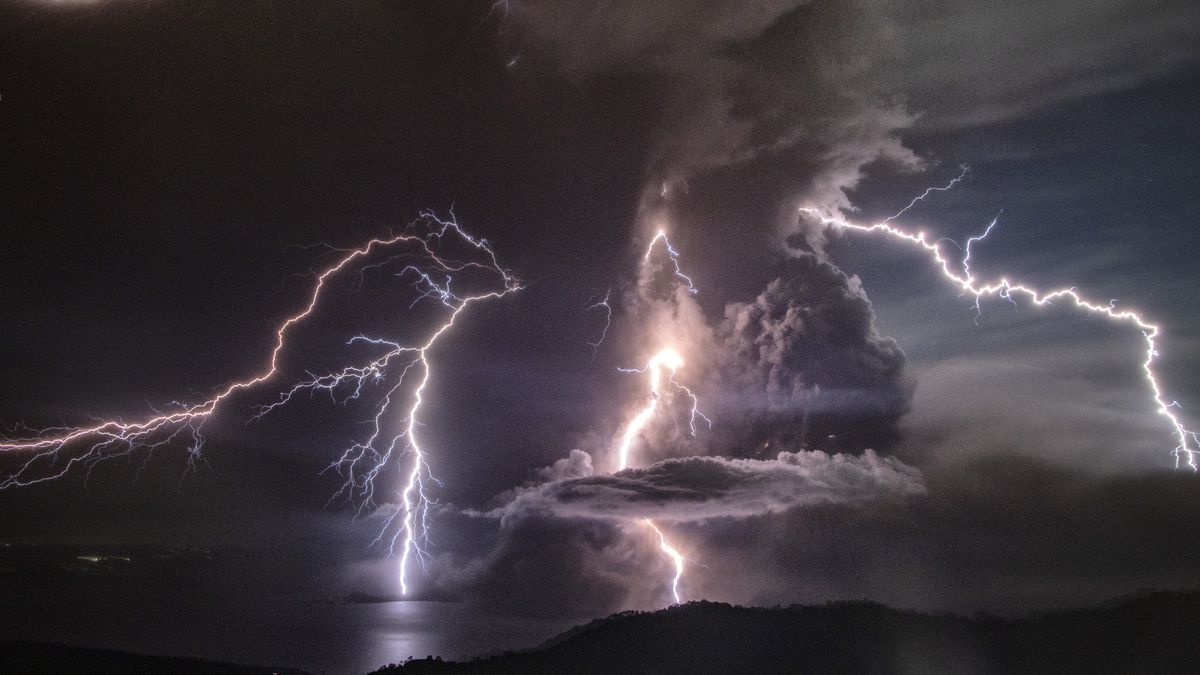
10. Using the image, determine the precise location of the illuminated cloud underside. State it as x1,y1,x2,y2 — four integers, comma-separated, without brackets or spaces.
489,449,925,525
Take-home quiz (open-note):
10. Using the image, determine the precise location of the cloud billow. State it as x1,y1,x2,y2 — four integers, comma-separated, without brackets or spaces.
489,449,924,525
707,253,913,455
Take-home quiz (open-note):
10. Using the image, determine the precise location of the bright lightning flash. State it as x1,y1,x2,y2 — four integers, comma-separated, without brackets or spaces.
616,349,695,605
616,348,683,472
800,183,1198,470
0,213,520,595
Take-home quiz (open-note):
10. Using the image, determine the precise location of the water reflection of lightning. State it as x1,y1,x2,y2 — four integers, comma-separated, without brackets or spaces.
0,212,520,595
800,183,1198,470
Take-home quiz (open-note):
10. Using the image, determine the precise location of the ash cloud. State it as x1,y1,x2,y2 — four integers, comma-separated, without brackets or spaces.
508,0,1200,250
454,0,1200,622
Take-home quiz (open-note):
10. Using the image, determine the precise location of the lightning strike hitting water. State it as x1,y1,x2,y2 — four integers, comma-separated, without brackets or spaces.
0,213,520,594
799,181,1199,470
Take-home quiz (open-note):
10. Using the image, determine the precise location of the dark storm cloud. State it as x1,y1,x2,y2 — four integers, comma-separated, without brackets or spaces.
4,0,1199,663
710,252,912,454
487,449,923,524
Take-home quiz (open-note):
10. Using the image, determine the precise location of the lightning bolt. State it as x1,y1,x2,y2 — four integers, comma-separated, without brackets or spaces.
643,518,684,604
615,348,710,472
961,210,1001,280
615,346,703,605
608,230,709,605
616,348,683,472
0,212,520,595
800,179,1198,470
882,166,970,224
645,229,699,295
585,289,613,352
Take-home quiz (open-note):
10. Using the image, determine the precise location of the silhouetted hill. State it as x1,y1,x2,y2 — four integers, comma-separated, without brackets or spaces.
372,591,1200,674
0,641,309,675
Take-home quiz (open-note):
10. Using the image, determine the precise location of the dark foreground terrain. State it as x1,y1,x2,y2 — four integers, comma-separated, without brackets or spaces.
5,591,1200,674
0,641,308,674
375,591,1200,674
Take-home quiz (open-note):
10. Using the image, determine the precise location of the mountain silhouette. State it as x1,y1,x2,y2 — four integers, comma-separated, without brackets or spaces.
373,591,1200,674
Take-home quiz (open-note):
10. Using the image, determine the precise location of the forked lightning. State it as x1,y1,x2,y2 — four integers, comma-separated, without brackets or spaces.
0,213,520,595
801,176,1197,469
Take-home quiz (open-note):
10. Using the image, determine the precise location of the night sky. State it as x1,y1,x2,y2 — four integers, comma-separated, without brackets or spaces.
3,1,1200,672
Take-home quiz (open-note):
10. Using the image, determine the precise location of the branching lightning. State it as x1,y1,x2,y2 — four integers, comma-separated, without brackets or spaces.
616,348,678,472
0,212,520,594
645,229,699,295
800,179,1198,470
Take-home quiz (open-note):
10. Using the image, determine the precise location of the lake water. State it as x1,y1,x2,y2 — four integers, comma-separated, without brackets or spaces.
0,545,573,674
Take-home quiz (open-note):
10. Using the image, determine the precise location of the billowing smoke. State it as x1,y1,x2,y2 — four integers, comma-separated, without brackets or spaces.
611,239,912,465
510,2,920,468
510,2,920,465
710,252,913,455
